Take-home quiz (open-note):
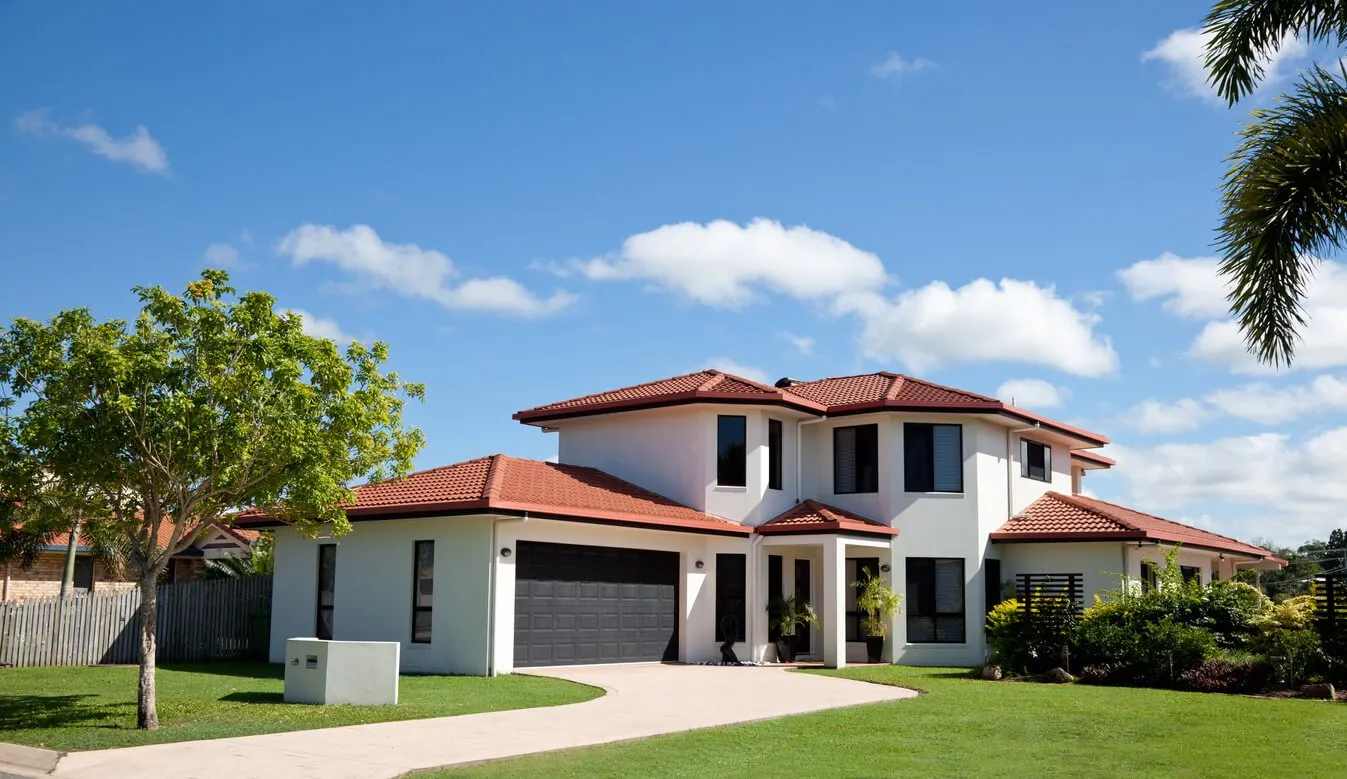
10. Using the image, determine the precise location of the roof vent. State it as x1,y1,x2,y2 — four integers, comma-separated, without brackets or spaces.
774,377,803,388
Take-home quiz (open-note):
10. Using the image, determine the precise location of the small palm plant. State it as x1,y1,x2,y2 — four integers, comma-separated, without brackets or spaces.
855,570,903,663
769,596,818,662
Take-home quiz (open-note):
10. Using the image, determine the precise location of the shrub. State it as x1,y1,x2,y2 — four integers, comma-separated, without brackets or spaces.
1175,656,1273,694
985,596,1078,674
1141,618,1218,684
985,599,1029,671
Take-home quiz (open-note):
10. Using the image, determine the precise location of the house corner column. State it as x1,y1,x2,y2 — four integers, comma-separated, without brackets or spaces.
822,536,847,669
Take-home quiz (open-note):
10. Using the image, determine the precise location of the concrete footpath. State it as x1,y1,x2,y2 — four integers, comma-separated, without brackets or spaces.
48,664,916,779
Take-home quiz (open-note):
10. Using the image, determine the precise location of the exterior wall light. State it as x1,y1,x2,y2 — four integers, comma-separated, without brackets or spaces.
695,560,705,569
880,563,891,572
500,548,512,558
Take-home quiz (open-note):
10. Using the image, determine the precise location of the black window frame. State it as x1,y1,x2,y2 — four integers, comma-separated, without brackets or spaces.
834,423,879,495
906,557,966,644
846,557,881,641
715,553,747,642
1180,565,1201,585
767,418,783,491
716,415,747,488
1140,560,1158,593
316,543,337,640
73,556,94,591
1021,439,1051,483
904,423,964,494
411,540,434,644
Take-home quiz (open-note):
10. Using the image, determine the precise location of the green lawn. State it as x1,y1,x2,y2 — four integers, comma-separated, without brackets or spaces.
0,662,601,752
429,666,1347,779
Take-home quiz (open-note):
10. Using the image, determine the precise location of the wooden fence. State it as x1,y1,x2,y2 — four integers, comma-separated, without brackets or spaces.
1015,573,1084,616
1314,574,1347,637
0,575,271,668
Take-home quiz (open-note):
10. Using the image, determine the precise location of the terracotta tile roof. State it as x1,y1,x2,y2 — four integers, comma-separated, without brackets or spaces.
991,492,1277,560
516,369,1108,446
237,455,750,536
1071,449,1116,468
756,499,898,537
513,370,824,423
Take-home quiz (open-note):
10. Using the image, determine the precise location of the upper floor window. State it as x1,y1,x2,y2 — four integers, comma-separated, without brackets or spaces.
767,419,783,491
717,415,747,487
1020,439,1051,482
904,423,963,493
834,424,879,494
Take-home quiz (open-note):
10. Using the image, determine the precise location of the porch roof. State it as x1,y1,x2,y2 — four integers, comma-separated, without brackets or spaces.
756,500,898,538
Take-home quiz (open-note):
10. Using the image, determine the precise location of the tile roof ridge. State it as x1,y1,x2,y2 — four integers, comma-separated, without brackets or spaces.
697,370,725,391
1069,492,1262,549
1041,491,1141,532
482,454,509,501
896,373,1000,403
883,374,905,400
792,370,900,386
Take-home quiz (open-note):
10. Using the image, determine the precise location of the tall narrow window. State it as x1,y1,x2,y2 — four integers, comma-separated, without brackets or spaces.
1140,561,1157,593
73,556,94,591
907,557,965,643
767,418,783,491
717,415,747,487
845,558,881,641
1021,439,1051,482
834,424,879,494
904,423,963,493
715,553,747,642
1180,565,1201,585
412,541,434,643
316,544,337,640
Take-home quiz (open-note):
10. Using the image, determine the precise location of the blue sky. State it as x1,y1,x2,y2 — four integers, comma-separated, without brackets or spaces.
4,1,1344,546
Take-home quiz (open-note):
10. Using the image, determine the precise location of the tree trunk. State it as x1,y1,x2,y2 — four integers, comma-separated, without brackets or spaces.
59,519,80,598
136,573,159,730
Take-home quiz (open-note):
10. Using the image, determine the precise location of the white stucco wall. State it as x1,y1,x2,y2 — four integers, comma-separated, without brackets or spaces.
269,515,493,675
999,542,1234,607
555,404,804,525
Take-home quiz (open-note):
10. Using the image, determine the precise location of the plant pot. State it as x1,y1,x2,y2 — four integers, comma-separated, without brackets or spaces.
865,635,885,663
775,637,795,663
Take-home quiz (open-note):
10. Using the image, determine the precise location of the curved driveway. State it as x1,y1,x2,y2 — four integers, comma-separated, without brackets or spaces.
52,664,916,779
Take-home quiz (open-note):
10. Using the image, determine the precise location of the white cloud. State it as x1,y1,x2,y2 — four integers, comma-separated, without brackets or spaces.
578,218,888,308
1142,28,1308,102
1108,428,1347,543
1119,398,1213,434
996,379,1070,409
16,109,168,174
836,279,1119,377
1118,253,1229,318
780,332,815,355
1206,374,1347,424
278,224,575,317
871,53,933,79
704,357,770,385
202,243,241,268
286,308,359,345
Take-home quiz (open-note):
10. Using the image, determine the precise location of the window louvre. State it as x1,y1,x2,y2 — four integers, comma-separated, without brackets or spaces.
316,544,336,640
412,541,434,643
905,423,963,493
906,557,965,643
717,415,747,487
1021,439,1050,482
834,424,878,494
768,419,783,490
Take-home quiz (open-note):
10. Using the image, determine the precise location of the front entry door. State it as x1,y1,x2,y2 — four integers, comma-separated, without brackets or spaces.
794,559,811,654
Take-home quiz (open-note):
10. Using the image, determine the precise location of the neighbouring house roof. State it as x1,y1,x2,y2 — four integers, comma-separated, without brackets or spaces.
1071,449,1116,468
237,454,751,536
991,491,1278,560
515,369,1108,446
37,521,260,556
756,500,899,537
512,370,825,423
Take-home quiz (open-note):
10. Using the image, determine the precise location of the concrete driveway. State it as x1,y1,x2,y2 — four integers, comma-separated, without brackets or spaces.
49,664,915,779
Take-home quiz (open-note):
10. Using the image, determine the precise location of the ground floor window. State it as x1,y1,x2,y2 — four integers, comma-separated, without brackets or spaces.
846,558,880,641
411,540,434,643
316,543,336,640
715,553,746,642
1180,565,1201,585
1140,560,1157,593
907,557,965,643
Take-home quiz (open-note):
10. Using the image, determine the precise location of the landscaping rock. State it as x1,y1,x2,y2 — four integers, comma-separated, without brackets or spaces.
1300,683,1335,699
1043,667,1075,684
981,665,1003,681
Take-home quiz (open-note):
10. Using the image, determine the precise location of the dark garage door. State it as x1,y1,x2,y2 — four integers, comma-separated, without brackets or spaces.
514,541,679,667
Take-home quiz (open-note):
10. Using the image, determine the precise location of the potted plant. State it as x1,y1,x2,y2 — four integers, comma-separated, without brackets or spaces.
768,596,818,663
855,570,903,663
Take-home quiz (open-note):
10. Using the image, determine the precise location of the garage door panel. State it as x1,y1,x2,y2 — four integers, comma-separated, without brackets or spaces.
514,541,679,667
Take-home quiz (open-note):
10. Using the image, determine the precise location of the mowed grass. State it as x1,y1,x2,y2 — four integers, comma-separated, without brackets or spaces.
430,666,1347,779
0,662,601,751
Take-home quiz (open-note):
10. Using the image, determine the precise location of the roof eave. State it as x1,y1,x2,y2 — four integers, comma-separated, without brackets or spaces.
514,392,825,425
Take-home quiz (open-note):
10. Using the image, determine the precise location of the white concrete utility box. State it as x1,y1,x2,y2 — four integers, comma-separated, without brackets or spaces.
284,638,400,705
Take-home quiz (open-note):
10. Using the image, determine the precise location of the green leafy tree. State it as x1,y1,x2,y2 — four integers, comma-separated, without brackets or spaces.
1205,1,1347,366
0,270,424,729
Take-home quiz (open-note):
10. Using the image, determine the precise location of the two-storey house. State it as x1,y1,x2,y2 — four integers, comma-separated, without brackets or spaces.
248,370,1283,674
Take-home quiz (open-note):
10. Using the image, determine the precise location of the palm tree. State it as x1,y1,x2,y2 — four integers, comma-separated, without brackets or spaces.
1204,1,1347,366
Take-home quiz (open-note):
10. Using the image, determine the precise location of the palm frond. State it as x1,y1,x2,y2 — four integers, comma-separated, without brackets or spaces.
1217,64,1347,365
1205,0,1347,104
